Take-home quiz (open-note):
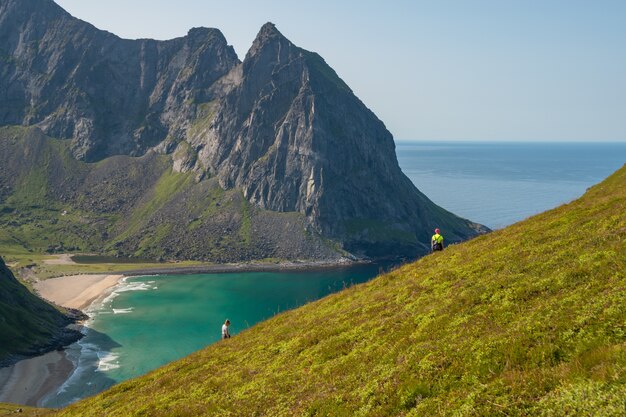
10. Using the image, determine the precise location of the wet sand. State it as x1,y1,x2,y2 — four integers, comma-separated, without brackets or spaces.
0,351,73,407
0,274,124,407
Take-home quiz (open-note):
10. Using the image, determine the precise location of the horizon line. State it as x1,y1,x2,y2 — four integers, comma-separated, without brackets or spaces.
394,138,626,144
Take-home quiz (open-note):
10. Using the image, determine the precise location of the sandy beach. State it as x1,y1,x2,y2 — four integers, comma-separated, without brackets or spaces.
0,350,73,407
0,274,124,407
35,274,124,310
1,263,363,408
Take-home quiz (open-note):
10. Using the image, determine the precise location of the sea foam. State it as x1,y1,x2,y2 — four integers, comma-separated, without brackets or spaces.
44,276,161,408
96,351,120,372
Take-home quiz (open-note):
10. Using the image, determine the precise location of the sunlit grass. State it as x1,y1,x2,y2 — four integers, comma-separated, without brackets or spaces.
0,403,52,416
51,165,626,416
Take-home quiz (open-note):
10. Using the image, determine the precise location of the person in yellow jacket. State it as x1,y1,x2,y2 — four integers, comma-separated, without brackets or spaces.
431,228,444,252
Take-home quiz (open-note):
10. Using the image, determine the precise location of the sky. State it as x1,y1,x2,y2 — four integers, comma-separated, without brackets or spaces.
54,0,626,142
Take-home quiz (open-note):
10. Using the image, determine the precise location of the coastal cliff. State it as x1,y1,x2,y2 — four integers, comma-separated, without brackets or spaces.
0,257,83,365
53,166,626,415
0,0,487,261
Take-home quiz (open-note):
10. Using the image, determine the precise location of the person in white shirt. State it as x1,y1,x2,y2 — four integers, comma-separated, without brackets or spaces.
222,319,231,339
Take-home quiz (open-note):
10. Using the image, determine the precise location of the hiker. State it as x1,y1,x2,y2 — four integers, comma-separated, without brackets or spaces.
431,228,444,252
222,319,231,339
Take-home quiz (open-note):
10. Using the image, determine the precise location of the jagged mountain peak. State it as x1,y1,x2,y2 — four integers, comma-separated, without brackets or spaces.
0,0,70,39
257,22,283,40
0,0,240,161
0,1,486,260
1,0,67,16
246,22,293,59
185,26,229,45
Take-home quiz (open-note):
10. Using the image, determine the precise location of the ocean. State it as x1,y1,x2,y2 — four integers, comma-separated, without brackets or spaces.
396,141,626,229
44,141,626,407
44,265,384,407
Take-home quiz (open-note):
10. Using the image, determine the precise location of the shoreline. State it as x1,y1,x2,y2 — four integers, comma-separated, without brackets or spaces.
116,258,375,277
0,350,73,407
0,274,125,407
34,274,125,311
0,259,383,407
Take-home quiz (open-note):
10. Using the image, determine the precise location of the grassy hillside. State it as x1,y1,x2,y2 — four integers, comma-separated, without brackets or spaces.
0,257,80,362
0,403,52,416
0,126,339,263
54,165,626,416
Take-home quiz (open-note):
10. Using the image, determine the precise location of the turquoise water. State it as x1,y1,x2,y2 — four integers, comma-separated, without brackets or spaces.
396,141,626,229
44,141,626,407
45,265,384,407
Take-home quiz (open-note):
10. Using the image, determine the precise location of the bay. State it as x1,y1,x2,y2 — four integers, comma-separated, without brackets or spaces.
45,264,384,407
45,140,626,407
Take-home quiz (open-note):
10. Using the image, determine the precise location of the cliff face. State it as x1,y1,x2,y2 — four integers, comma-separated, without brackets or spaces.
0,0,487,260
189,23,485,256
0,256,82,363
0,0,239,161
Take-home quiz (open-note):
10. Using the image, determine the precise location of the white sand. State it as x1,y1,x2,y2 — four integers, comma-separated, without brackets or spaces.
35,274,124,310
0,350,74,407
0,274,126,407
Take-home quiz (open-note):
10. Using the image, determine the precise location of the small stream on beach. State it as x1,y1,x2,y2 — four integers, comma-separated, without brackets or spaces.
43,265,384,407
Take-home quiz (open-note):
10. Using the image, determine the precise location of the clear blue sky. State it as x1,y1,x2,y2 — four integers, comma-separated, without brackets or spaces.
55,0,626,142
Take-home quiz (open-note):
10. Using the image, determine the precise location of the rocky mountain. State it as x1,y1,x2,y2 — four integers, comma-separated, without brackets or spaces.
0,125,340,262
0,0,487,261
0,0,238,161
0,256,83,364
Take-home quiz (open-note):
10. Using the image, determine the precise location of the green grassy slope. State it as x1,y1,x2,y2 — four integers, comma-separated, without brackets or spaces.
0,257,79,362
55,165,626,416
0,126,339,263
0,403,52,416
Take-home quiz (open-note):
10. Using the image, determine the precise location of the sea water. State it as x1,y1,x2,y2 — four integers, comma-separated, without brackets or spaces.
396,141,626,229
44,265,383,407
45,141,626,407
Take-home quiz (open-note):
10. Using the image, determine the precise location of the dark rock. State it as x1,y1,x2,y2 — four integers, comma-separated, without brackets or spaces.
0,256,84,365
0,0,239,161
0,1,488,261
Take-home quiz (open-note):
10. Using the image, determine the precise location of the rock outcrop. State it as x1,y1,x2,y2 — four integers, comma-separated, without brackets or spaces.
0,0,487,260
187,23,486,256
0,0,239,161
0,256,83,365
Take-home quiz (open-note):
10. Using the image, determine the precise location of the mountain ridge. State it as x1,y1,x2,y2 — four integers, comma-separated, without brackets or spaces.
0,0,487,260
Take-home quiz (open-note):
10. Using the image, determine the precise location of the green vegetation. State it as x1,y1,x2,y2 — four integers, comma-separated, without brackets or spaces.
0,126,325,263
0,126,105,254
186,185,227,232
172,140,196,164
114,168,194,241
239,196,252,245
0,250,209,280
0,403,52,416
54,166,626,415
188,101,218,139
0,257,73,361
